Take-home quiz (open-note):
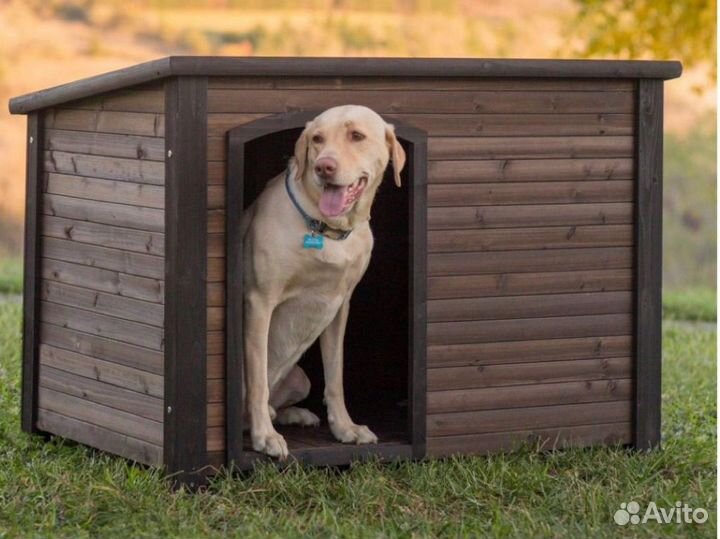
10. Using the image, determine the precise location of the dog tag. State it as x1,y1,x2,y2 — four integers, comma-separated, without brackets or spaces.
303,234,324,249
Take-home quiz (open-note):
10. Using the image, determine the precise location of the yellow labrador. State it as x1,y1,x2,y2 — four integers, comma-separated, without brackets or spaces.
241,105,406,459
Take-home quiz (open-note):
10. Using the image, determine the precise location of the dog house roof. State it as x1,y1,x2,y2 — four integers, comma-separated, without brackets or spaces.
8,56,682,115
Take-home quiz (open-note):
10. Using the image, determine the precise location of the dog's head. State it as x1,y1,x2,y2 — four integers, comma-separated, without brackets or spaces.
292,105,406,228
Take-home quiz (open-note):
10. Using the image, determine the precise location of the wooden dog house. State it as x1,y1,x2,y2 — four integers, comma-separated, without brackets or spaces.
9,57,681,486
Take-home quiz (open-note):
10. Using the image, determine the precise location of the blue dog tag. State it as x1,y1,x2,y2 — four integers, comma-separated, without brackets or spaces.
303,234,324,249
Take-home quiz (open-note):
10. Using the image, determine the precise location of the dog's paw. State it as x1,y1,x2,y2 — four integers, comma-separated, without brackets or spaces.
252,429,289,460
275,407,321,427
331,423,378,445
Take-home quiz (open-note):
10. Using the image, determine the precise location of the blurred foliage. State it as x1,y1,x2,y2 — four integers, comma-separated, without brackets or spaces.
569,0,716,78
663,288,716,322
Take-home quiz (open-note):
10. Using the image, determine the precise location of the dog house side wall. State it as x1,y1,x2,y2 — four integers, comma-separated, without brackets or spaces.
204,75,638,464
27,83,167,465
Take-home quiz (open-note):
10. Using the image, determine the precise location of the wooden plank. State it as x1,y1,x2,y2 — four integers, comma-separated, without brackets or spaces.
46,109,165,137
207,89,634,114
41,323,163,375
207,307,224,331
208,134,634,162
428,203,633,230
42,258,164,304
37,408,162,465
428,357,632,392
207,331,223,355
40,365,163,421
44,151,164,185
38,386,162,445
428,224,632,253
428,181,633,206
208,403,223,428
207,355,224,379
208,77,636,91
164,76,209,484
42,215,164,256
428,378,632,414
428,158,633,183
208,112,634,138
207,258,225,282
208,210,225,234
427,400,632,437
40,343,163,398
207,282,224,306
43,193,164,232
45,173,165,209
635,79,663,450
41,301,164,351
41,280,164,327
21,112,43,434
208,185,225,209
428,269,632,299
208,233,223,258
428,313,632,345
45,129,165,161
428,291,632,323
428,247,633,276
427,421,632,457
67,89,165,113
43,237,164,280
427,335,633,368
207,379,223,403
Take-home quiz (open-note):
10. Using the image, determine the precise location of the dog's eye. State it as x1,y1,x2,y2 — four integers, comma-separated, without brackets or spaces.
311,134,324,144
350,130,365,142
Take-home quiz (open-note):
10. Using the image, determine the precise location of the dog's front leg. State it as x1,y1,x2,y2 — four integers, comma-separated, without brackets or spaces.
320,299,378,445
245,291,288,459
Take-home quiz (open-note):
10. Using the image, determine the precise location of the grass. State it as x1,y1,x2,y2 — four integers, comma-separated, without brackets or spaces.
0,258,22,295
0,301,715,538
664,288,717,322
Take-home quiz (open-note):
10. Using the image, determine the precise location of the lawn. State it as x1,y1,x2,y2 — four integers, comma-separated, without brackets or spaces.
0,301,715,538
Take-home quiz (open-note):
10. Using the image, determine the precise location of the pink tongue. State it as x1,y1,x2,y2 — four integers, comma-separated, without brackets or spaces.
319,184,350,217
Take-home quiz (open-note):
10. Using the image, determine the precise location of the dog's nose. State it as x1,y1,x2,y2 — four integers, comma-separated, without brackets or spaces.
314,157,337,179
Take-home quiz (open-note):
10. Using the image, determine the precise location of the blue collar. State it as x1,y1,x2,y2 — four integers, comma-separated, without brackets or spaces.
285,168,353,241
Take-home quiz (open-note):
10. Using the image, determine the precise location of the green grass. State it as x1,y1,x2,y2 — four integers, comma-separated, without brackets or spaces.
664,288,717,322
0,302,715,538
0,257,22,295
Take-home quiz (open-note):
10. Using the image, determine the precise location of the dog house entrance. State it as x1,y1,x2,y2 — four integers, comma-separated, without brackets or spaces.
225,111,426,467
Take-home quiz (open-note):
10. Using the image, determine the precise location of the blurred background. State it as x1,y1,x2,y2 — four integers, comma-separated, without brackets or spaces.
0,0,715,308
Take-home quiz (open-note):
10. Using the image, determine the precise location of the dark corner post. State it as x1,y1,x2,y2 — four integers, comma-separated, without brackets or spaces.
164,76,209,486
634,79,663,450
21,112,43,434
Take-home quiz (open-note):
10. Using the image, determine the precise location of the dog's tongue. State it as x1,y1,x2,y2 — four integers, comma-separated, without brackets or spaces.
319,184,350,217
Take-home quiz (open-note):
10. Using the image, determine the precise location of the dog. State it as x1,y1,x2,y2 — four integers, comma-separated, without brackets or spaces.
241,105,406,459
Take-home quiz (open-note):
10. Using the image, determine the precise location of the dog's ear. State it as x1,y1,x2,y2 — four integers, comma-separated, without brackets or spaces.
293,121,312,180
385,124,406,188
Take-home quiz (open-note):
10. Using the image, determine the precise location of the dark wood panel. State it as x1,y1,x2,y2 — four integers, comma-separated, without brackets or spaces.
38,386,162,445
208,135,633,162
41,280,164,327
44,151,164,184
41,301,164,351
40,343,163,398
428,247,633,276
427,313,632,345
427,335,633,368
428,291,632,322
207,89,634,114
428,269,632,299
428,203,633,230
42,258,164,304
427,400,632,437
40,365,163,421
428,357,632,391
209,112,633,138
45,173,165,209
46,109,165,137
43,193,164,232
37,408,162,465
41,323,163,375
66,89,165,113
428,158,633,183
428,224,632,253
427,421,632,457
428,378,632,414
45,129,165,161
43,237,164,280
42,215,164,256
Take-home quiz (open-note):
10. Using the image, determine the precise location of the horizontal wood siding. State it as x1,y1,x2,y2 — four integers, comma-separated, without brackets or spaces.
36,83,165,465
205,77,635,457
